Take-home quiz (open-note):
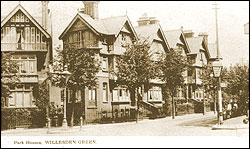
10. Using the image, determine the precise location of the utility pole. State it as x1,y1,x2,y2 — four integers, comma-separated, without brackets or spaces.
213,1,220,59
213,1,223,125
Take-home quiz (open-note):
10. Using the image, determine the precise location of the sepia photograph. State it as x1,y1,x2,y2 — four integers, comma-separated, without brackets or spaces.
1,1,249,148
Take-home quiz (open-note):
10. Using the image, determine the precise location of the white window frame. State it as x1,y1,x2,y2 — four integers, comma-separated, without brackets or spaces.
103,83,108,102
88,88,97,106
102,57,108,71
8,85,34,108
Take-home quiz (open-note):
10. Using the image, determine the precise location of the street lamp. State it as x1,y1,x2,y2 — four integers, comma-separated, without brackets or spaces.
212,60,223,125
59,65,71,129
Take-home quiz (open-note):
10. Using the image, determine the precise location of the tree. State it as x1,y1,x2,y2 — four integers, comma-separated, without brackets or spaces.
51,45,100,126
199,64,228,114
115,39,158,122
1,52,20,107
158,49,188,119
224,64,249,114
33,77,50,121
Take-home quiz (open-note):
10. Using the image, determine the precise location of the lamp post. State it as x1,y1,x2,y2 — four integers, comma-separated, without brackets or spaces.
60,65,71,129
112,75,118,121
210,73,217,114
212,60,223,125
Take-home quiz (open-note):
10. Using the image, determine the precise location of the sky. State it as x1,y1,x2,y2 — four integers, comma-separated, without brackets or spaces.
1,1,249,67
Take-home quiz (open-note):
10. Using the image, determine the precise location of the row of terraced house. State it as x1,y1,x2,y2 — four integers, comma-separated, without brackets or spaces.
1,1,219,128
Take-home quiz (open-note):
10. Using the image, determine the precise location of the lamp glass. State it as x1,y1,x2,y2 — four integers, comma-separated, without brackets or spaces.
213,66,222,77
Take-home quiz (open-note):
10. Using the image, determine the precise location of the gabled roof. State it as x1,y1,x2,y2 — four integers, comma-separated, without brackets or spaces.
164,29,191,53
186,37,204,54
186,36,211,58
134,23,170,50
59,13,138,40
1,4,51,39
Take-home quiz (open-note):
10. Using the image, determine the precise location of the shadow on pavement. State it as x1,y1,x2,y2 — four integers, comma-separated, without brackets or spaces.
178,117,217,127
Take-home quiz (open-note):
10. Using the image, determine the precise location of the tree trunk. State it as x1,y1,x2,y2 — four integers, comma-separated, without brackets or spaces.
172,94,175,119
214,89,217,114
81,88,85,123
70,90,76,127
135,87,139,123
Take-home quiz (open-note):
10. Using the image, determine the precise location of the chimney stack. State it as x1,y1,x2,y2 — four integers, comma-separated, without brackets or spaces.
41,1,49,31
183,30,195,38
137,13,159,26
198,32,208,45
82,1,99,19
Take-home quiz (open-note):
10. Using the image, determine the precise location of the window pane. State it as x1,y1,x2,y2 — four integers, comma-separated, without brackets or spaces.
93,89,96,101
113,89,118,101
11,27,16,43
149,90,152,100
6,27,10,43
154,90,158,100
25,27,30,46
31,27,35,50
25,85,30,90
30,61,35,73
76,90,81,102
31,27,35,43
24,92,31,107
9,92,15,106
29,55,35,59
158,91,162,100
103,84,107,102
89,89,92,101
102,57,107,70
126,89,129,101
17,84,23,89
16,92,23,107
36,29,40,43
21,61,28,73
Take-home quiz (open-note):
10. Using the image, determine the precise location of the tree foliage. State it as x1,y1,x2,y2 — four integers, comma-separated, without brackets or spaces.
115,39,158,90
1,52,20,107
33,79,50,109
224,64,249,111
158,49,189,97
52,45,100,89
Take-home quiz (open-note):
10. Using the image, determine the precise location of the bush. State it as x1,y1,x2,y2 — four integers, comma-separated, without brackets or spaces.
1,108,46,130
30,108,47,128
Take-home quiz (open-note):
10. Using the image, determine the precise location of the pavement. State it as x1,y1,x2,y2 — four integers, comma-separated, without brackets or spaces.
1,111,249,136
212,115,249,130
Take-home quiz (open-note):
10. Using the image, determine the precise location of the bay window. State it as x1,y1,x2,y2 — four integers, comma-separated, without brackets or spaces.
112,87,129,102
12,55,37,74
148,86,162,101
8,84,35,108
